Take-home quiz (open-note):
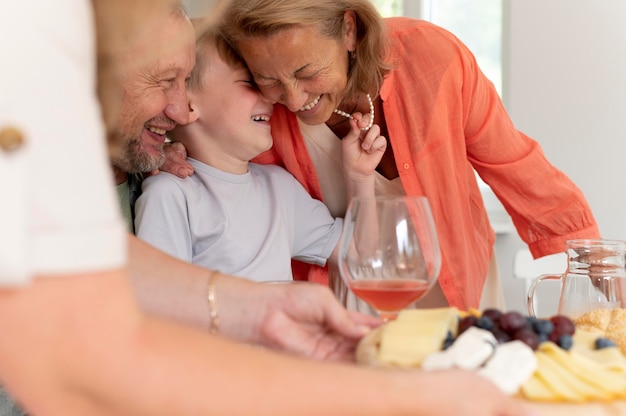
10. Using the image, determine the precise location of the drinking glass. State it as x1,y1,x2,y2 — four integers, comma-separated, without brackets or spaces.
338,196,441,321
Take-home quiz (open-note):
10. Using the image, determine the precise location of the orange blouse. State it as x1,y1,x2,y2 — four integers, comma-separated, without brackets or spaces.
253,18,600,310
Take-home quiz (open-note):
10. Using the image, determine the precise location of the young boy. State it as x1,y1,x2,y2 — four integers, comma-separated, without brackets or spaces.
134,28,386,283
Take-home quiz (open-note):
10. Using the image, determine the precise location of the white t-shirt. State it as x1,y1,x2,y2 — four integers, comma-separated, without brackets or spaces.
135,159,343,282
0,0,126,284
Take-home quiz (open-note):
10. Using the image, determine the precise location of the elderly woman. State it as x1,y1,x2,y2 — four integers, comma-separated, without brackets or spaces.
217,0,600,311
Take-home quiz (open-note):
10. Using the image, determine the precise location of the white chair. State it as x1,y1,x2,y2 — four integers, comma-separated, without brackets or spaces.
513,249,567,317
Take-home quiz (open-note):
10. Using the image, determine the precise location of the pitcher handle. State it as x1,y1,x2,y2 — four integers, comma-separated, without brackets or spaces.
527,274,561,317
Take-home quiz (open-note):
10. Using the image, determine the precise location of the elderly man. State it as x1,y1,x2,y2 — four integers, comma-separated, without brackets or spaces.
110,4,194,232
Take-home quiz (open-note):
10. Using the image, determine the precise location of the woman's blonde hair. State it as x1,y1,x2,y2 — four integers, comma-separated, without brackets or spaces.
220,0,391,103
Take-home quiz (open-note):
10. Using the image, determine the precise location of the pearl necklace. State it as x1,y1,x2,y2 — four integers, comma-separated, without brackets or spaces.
333,93,374,131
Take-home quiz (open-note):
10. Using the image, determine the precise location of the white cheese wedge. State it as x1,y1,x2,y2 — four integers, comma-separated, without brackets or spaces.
478,340,538,395
422,327,497,371
449,327,497,370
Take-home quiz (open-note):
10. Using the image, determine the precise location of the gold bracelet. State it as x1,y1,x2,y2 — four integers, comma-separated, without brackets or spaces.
206,270,220,334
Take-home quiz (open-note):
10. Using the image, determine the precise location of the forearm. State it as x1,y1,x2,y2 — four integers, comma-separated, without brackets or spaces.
127,235,269,343
0,270,404,416
344,175,376,201
127,236,377,360
0,269,144,415
127,234,213,330
0,269,526,416
67,317,516,416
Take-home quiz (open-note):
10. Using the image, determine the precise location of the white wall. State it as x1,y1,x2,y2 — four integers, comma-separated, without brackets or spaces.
182,0,216,17
497,0,626,314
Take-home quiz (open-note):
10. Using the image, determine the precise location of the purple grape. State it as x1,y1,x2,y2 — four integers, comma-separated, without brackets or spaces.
549,315,575,343
458,316,478,335
550,315,575,336
491,328,511,344
482,308,503,323
512,327,541,351
499,311,527,334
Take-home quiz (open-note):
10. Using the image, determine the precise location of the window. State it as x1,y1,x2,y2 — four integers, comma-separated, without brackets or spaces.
423,0,502,95
372,0,502,95
370,0,404,17
371,0,511,232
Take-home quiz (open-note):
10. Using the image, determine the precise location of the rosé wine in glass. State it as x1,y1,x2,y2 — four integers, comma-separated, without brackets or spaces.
339,196,441,321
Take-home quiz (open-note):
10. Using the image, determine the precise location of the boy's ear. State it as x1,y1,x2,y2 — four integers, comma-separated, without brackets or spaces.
187,100,200,124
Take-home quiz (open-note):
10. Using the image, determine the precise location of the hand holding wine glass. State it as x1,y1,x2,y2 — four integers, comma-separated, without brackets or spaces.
339,196,441,321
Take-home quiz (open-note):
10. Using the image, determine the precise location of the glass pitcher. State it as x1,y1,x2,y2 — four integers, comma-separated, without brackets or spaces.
527,239,626,318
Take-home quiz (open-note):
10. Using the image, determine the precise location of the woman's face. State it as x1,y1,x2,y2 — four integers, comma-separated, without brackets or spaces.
236,22,355,126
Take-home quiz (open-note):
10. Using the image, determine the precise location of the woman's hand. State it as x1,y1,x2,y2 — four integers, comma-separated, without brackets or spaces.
216,280,381,362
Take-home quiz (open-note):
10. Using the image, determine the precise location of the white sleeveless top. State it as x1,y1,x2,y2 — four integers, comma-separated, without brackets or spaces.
298,120,452,310
298,120,505,310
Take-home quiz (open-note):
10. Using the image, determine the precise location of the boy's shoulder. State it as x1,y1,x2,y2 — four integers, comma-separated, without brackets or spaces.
141,170,196,196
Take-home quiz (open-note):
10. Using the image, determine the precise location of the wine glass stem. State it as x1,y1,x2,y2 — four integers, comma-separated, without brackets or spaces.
378,311,399,322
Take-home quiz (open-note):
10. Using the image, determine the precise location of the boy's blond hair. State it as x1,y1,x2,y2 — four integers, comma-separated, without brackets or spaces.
188,24,246,93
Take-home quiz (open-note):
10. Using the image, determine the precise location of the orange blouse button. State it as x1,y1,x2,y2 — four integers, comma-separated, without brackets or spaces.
403,162,410,170
0,127,25,152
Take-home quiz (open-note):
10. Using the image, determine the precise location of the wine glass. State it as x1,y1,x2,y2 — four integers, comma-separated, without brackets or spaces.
338,196,441,321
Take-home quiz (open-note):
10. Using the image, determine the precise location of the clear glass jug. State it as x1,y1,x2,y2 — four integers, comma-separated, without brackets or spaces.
527,239,626,318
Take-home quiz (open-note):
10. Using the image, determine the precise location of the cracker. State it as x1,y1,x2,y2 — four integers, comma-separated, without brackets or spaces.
573,308,612,331
355,326,385,367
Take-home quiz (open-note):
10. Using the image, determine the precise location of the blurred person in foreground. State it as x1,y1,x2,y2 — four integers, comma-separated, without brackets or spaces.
0,0,535,414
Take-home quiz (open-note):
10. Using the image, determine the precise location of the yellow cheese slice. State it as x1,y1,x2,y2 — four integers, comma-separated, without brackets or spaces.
377,307,460,367
572,329,626,374
533,352,599,402
394,307,461,333
521,373,560,402
584,348,626,374
540,342,626,399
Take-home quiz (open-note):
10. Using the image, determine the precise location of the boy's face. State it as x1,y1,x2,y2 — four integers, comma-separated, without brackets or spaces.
189,45,273,161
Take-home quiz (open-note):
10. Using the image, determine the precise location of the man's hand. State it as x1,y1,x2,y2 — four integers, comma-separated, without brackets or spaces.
158,141,194,178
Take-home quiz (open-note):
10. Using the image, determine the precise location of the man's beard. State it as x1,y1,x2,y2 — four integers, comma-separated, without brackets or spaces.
112,134,166,174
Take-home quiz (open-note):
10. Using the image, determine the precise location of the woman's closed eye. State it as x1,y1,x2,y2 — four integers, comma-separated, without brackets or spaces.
297,71,320,81
255,78,280,89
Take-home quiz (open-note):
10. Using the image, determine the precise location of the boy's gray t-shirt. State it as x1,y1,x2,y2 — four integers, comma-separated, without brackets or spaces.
135,158,342,282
